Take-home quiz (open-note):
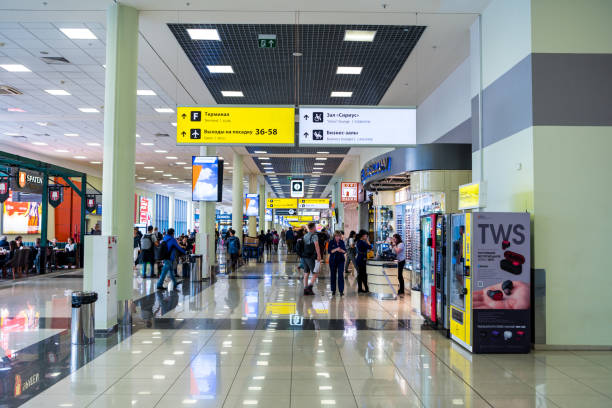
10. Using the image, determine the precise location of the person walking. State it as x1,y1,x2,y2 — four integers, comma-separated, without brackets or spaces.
280,229,286,248
302,222,322,296
286,227,294,253
355,230,372,293
328,231,346,296
156,228,186,291
226,229,241,273
391,233,406,296
344,231,357,275
140,226,158,278
133,228,140,268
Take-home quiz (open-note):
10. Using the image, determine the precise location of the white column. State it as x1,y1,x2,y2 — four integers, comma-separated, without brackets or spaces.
168,192,175,232
100,3,139,301
258,182,265,233
198,147,217,266
248,174,257,237
186,200,193,232
232,153,244,235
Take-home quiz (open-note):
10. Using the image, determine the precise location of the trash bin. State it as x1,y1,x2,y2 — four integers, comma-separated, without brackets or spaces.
189,254,202,281
71,291,98,345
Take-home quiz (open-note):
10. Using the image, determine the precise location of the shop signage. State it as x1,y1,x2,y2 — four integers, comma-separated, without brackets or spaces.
266,198,297,209
139,197,152,224
299,107,416,147
12,169,43,194
176,106,294,145
458,182,482,210
216,214,232,221
48,185,63,208
0,177,9,203
290,179,304,198
297,198,330,209
340,182,358,203
361,156,391,183
85,195,97,213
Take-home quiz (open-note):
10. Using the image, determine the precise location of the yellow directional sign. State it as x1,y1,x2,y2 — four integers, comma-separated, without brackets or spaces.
297,198,330,209
266,198,297,209
285,215,314,222
176,106,295,145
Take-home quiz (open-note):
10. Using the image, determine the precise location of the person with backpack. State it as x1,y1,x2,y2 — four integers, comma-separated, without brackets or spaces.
140,225,158,278
156,228,186,291
265,230,273,255
273,231,279,252
285,227,294,253
302,222,322,296
227,229,241,273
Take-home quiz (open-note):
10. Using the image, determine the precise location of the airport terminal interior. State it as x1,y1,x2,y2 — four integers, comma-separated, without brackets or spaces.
0,0,611,407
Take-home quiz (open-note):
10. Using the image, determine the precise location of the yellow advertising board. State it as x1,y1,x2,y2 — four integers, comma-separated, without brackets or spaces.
176,106,295,145
266,198,297,209
458,182,480,210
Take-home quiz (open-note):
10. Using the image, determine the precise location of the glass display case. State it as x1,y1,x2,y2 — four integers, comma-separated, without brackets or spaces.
373,205,394,255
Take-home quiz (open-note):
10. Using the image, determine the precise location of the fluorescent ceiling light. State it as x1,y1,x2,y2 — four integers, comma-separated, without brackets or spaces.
316,157,327,160
74,155,87,159
32,141,47,146
90,161,101,164
154,170,163,173
163,174,172,177
207,65,234,73
3,132,20,136
317,151,329,154
135,134,141,138
86,142,100,146
171,122,177,127
176,162,186,165
7,107,26,112
0,64,31,72
154,150,168,153
137,89,156,96
45,89,70,96
79,107,99,113
165,156,178,160
221,91,243,97
55,149,68,153
254,150,267,154
344,30,376,42
36,122,48,126
170,177,178,180
331,91,352,98
337,66,363,75
64,133,79,137
144,166,154,169
183,166,191,169
135,161,144,164
141,142,154,146
187,28,220,41
155,108,174,113
138,177,146,180
60,28,97,39
258,157,270,160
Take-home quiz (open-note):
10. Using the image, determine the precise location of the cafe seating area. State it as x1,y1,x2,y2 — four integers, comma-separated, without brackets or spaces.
0,241,80,280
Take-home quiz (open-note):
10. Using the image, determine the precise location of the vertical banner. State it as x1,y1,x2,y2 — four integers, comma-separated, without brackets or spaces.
472,212,530,353
0,177,9,203
48,185,63,208
85,195,97,213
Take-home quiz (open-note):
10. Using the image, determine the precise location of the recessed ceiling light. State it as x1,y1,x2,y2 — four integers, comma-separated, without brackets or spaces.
55,149,69,153
36,122,48,126
3,132,20,136
154,182,162,185
170,177,178,180
90,161,102,164
155,108,174,113
45,89,71,96
171,122,177,127
140,142,154,146
292,52,303,57
331,91,352,98
316,158,327,161
175,162,186,165
138,177,146,180
137,89,156,96
154,150,168,153
221,91,243,97
163,174,172,177
79,107,99,113
207,65,234,73
165,156,178,160
254,151,267,154
144,166,154,169
258,157,270,160
154,170,163,173
135,161,144,164
183,166,191,169
32,141,47,146
64,133,79,137
336,66,363,75
86,142,100,146
317,151,329,154
60,28,97,40
7,108,26,112
187,28,220,41
0,64,31,72
136,134,141,138
74,155,87,159
344,30,376,42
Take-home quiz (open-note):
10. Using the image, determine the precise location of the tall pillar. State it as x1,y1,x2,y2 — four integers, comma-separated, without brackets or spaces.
186,200,193,232
168,192,175,232
231,153,244,236
258,182,265,233
474,0,612,346
101,3,139,301
247,174,257,237
198,147,217,266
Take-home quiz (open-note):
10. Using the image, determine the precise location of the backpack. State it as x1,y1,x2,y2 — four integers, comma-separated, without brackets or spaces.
228,236,240,254
141,234,153,251
295,238,304,257
303,234,316,259
158,240,170,260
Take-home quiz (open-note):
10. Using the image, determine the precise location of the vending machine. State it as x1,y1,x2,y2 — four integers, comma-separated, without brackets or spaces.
420,213,448,328
449,212,531,353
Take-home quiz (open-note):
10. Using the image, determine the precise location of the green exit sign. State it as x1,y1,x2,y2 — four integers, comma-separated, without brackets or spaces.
258,34,277,48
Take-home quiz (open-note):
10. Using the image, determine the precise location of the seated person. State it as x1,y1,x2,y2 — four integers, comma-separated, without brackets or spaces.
65,237,77,268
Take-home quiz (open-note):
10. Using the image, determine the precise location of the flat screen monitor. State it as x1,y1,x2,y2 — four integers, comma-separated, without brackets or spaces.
245,194,259,217
192,156,223,202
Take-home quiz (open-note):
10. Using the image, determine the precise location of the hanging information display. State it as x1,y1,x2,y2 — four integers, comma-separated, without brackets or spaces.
297,198,330,209
177,107,295,146
266,198,297,209
299,107,416,146
340,182,359,203
245,194,259,217
1,192,41,234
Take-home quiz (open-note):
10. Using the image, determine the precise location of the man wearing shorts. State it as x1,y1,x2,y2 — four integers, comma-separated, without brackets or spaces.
302,222,322,296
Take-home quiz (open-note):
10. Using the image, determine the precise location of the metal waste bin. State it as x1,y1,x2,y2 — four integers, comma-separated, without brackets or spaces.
189,254,202,281
71,291,98,345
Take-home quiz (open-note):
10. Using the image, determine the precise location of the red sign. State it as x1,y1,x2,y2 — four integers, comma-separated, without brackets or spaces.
341,182,359,203
139,197,151,224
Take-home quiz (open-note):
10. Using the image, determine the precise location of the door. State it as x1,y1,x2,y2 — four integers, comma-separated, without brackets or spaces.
420,214,436,322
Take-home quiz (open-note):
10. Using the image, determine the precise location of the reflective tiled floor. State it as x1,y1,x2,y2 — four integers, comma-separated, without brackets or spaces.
3,248,612,407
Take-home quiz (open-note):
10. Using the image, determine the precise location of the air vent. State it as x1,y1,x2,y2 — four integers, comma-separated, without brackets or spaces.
0,85,22,95
154,133,170,138
40,56,71,65
33,133,51,137
10,135,27,140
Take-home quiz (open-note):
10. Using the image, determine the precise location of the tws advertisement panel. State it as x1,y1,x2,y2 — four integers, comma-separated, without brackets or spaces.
192,156,223,202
